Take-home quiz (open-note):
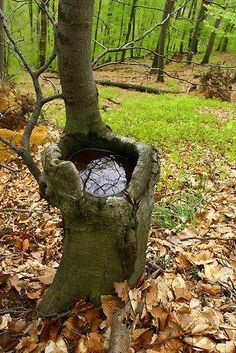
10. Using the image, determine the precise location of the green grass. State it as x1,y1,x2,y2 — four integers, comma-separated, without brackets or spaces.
101,88,236,155
153,189,205,230
52,86,236,159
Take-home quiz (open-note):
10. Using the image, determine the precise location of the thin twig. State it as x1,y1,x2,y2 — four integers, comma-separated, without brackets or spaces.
0,163,19,173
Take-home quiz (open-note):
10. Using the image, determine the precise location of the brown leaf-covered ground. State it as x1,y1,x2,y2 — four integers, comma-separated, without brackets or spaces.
0,139,235,352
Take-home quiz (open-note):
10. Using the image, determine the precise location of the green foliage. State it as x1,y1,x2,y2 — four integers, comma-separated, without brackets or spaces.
4,0,236,71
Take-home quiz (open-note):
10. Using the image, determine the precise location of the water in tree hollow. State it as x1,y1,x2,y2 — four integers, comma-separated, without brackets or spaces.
71,149,134,197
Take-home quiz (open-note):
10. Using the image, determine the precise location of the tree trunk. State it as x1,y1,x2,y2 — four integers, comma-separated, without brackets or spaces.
179,0,197,53
39,0,48,68
201,17,221,64
115,3,125,61
221,23,234,52
37,0,160,316
92,0,102,61
57,0,105,135
28,1,34,42
187,0,210,64
0,0,4,76
151,0,175,82
121,0,137,62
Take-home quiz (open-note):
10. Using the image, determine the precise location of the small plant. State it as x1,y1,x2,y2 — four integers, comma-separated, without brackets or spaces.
153,189,205,230
158,255,173,270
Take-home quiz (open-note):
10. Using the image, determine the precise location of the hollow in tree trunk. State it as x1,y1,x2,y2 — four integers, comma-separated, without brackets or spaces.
37,0,160,316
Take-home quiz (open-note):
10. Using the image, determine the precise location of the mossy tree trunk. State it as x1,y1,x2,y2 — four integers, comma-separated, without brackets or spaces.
37,0,160,316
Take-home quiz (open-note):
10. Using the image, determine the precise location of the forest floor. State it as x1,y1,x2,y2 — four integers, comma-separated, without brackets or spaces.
0,54,236,352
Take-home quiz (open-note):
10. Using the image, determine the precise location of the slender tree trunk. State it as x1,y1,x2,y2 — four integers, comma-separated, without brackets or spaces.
151,0,175,82
130,5,136,59
221,23,234,52
105,0,114,62
57,0,105,135
201,17,221,64
179,0,196,53
187,0,210,64
92,0,102,60
28,1,34,42
115,3,125,61
0,0,4,76
39,0,48,68
37,0,159,316
121,0,137,62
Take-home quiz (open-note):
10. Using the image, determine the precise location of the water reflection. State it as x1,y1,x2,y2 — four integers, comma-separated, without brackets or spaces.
71,150,133,197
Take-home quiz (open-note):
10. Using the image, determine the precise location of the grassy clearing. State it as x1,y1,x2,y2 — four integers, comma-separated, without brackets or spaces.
100,89,236,154
53,87,236,160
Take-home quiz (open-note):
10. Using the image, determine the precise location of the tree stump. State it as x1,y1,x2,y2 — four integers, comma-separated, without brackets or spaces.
37,133,160,316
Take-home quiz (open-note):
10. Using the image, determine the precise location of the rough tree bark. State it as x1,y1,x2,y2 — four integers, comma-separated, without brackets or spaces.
151,0,175,82
37,0,159,316
0,0,4,76
201,16,221,64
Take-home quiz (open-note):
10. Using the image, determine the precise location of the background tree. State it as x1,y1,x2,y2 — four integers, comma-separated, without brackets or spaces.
121,0,138,62
151,0,175,82
39,0,48,68
201,15,221,64
0,0,4,76
187,0,211,64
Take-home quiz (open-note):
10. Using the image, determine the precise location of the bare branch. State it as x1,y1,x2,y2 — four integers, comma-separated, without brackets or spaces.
0,136,23,154
0,163,19,173
92,0,191,66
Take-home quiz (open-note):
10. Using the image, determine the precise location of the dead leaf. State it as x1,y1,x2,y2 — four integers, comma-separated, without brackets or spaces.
45,338,68,353
172,275,192,302
196,281,222,296
85,309,102,332
101,295,123,326
0,314,11,330
16,336,38,353
148,338,183,353
149,306,169,331
184,336,216,350
114,280,129,303
132,329,154,350
38,268,56,285
8,319,26,333
216,341,236,353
